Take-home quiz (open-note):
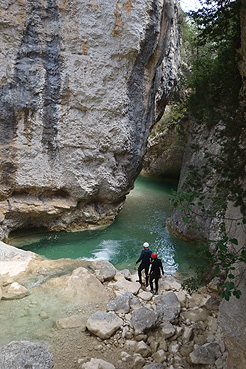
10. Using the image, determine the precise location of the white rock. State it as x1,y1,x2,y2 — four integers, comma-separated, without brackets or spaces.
56,314,85,329
86,311,123,339
81,358,115,369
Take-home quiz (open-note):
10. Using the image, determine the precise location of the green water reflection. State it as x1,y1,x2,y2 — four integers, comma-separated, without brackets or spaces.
9,175,199,278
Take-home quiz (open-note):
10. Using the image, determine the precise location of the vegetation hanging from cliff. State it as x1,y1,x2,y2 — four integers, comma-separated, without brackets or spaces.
170,0,246,300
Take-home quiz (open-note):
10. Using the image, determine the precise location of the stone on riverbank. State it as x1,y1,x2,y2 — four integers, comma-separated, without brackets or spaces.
86,311,123,339
0,341,53,369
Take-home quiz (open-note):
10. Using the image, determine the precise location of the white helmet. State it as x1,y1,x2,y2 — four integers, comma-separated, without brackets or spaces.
143,242,149,248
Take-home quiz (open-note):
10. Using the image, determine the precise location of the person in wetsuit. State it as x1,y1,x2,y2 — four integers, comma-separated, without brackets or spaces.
149,252,164,295
135,242,152,287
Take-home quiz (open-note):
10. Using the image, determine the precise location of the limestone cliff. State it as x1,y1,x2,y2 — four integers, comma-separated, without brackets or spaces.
167,1,246,367
142,105,188,179
0,0,180,239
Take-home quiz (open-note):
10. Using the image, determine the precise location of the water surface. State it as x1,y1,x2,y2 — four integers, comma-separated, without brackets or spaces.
9,175,198,278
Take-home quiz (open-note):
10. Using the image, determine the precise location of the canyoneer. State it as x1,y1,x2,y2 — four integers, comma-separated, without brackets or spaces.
135,242,152,287
149,252,164,295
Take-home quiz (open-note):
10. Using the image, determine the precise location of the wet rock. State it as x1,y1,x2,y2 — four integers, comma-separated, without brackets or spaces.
39,311,49,320
86,311,123,339
0,341,53,369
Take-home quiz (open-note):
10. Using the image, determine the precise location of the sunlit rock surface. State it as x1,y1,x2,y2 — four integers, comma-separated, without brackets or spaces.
0,0,180,238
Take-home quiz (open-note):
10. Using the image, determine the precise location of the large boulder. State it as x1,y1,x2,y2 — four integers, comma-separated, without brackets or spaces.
106,291,135,314
1,281,30,300
91,260,117,282
189,342,222,365
155,292,181,323
130,307,159,334
0,341,53,369
0,0,180,239
86,311,123,339
43,266,110,303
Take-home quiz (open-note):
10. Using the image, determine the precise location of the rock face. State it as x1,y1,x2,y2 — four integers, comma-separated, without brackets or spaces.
0,0,180,239
142,108,189,179
167,2,246,368
0,341,54,369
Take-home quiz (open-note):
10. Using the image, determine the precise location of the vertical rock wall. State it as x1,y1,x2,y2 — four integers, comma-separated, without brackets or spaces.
0,0,180,238
168,1,246,367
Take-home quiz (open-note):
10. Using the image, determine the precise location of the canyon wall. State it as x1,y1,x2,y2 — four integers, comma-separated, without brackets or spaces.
168,1,246,367
0,0,180,239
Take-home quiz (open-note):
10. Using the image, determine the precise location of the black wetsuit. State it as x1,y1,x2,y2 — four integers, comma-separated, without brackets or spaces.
149,258,164,293
136,249,152,286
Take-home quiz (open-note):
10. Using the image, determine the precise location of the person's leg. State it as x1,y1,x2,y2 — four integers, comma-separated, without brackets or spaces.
155,276,159,294
149,275,154,292
144,264,150,287
138,263,144,284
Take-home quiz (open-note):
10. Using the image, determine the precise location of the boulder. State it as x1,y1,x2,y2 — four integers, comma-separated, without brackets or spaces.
160,322,176,339
2,282,30,300
135,340,151,357
86,311,123,339
56,314,85,329
133,354,146,369
131,307,158,334
155,292,181,323
106,291,134,314
44,267,110,303
138,291,153,301
189,342,222,365
181,307,209,322
81,358,115,369
108,274,140,295
91,260,117,282
120,269,132,281
0,341,53,369
152,349,165,363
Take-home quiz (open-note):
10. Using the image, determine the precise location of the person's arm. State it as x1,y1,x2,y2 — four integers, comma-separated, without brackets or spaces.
135,251,143,265
160,260,164,275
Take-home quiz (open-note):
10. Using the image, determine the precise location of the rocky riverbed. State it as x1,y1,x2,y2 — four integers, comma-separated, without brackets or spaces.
0,241,227,369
